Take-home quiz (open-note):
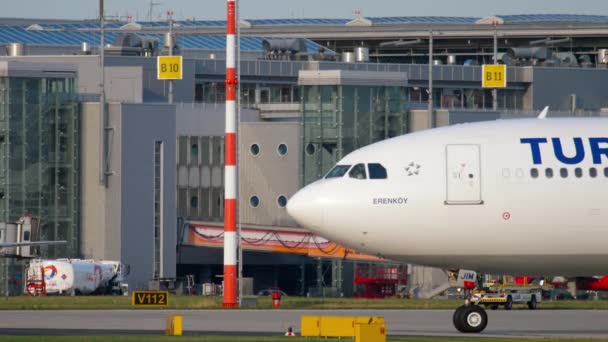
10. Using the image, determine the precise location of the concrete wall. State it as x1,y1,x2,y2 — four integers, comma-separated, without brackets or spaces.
531,67,608,111
80,103,123,262
121,103,176,288
448,110,501,124
81,102,176,290
79,103,107,260
105,67,143,103
176,103,260,137
409,109,503,132
175,104,261,223
408,109,449,131
239,122,300,227
106,104,124,262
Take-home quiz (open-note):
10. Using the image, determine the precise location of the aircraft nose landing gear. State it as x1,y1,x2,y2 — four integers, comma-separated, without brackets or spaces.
453,304,488,333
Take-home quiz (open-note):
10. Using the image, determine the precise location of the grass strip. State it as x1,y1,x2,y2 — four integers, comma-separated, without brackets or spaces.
1,296,608,310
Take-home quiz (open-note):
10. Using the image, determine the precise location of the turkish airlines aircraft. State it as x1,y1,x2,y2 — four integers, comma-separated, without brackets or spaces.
287,112,608,333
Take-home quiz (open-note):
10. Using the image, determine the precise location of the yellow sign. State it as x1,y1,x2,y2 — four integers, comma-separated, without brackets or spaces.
157,56,183,80
132,290,169,306
482,64,507,88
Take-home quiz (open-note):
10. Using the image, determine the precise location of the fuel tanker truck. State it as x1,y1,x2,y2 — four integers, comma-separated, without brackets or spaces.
25,259,127,295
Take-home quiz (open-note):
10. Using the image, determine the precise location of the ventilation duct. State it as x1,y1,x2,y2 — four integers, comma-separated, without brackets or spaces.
81,42,91,55
107,33,158,57
262,39,307,60
599,49,608,64
342,52,355,63
113,33,143,48
355,47,369,62
509,47,550,60
6,43,24,56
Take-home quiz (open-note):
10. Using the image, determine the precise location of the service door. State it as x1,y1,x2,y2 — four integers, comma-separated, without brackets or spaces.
445,144,483,205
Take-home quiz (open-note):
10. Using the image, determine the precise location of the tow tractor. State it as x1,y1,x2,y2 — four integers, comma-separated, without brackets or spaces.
473,275,548,311
450,271,552,333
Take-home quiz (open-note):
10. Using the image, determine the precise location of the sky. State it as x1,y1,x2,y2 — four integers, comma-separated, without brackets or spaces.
3,0,608,21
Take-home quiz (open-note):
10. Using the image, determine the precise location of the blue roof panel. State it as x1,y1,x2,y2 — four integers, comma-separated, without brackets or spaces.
370,16,477,24
9,14,608,32
248,18,348,25
0,24,335,53
500,14,608,23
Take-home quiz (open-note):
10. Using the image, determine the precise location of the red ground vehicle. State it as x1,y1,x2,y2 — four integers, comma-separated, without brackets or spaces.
354,265,407,298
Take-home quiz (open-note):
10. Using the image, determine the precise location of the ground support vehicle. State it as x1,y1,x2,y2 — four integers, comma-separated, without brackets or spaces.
473,285,543,310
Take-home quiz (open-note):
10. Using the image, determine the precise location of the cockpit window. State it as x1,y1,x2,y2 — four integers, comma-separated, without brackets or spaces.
349,163,367,180
325,165,351,179
368,163,388,179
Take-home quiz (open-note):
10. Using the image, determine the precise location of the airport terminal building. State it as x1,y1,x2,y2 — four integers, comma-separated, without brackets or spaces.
0,14,607,296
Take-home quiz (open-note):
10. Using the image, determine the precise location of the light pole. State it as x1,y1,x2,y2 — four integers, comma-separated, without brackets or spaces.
99,0,107,187
492,22,498,111
428,30,434,129
168,10,174,104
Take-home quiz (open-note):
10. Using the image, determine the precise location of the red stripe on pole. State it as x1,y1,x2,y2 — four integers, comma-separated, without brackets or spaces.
226,67,236,81
226,68,237,101
227,1,236,34
224,198,236,231
226,87,236,101
225,133,236,165
223,264,238,307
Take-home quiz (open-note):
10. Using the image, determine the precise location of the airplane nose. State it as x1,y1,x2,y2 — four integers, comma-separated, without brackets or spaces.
286,185,325,231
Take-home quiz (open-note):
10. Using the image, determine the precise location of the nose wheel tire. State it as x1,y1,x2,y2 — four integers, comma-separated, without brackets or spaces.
453,305,488,333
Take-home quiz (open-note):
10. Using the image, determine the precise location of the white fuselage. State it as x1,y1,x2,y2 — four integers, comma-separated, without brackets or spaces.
287,118,608,276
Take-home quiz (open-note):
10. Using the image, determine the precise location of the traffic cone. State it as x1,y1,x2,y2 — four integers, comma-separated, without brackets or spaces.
284,326,295,336
272,291,281,308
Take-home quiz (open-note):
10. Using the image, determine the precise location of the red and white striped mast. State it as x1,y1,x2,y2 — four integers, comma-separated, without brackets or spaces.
223,0,238,308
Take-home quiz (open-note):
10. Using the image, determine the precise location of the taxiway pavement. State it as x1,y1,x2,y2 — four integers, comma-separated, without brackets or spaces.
0,309,606,337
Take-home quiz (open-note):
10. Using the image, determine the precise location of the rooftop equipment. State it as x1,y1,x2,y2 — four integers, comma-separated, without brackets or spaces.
355,46,369,62
262,38,307,60
106,33,159,56
6,43,24,56
599,49,608,64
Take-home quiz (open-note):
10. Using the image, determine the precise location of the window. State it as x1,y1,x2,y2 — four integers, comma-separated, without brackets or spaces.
191,143,199,163
250,143,260,156
190,196,198,209
305,143,316,156
605,167,608,177
194,83,203,102
250,196,260,208
277,196,288,208
368,163,388,179
325,165,351,179
574,168,583,178
590,168,598,178
560,168,568,178
545,168,553,178
23,231,30,241
277,143,288,156
349,163,367,180
530,168,539,178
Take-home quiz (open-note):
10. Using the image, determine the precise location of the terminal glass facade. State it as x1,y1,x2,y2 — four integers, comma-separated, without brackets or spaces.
301,85,408,185
194,81,300,107
0,76,80,257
